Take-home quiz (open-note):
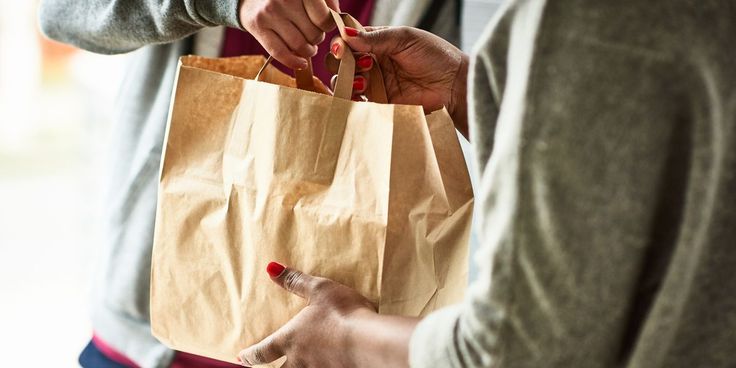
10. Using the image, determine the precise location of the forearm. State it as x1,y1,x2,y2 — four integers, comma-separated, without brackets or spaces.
38,0,241,54
347,310,419,367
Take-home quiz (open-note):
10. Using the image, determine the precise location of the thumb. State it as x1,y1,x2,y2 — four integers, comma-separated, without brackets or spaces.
340,26,404,56
266,262,319,300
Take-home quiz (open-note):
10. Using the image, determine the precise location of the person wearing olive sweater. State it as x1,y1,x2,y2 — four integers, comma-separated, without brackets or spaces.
236,1,736,367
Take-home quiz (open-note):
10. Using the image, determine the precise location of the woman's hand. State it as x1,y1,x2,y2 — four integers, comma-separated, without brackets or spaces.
239,0,341,69
330,26,470,137
238,262,418,368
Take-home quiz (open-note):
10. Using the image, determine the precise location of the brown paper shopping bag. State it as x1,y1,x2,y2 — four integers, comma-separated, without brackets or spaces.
150,11,474,365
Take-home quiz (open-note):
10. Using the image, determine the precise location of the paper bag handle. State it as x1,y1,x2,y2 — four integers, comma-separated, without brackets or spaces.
254,10,388,103
255,56,317,91
329,10,389,103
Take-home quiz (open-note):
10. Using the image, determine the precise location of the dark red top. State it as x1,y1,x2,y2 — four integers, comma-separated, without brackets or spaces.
221,1,375,85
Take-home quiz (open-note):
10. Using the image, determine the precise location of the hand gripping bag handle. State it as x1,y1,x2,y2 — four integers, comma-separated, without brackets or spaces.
256,10,388,103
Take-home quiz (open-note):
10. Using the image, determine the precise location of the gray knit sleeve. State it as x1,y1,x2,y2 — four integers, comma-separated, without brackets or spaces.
410,0,686,366
38,0,241,54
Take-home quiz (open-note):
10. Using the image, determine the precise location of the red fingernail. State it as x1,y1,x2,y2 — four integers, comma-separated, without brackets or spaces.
345,27,359,37
353,77,365,91
331,43,340,56
266,262,285,277
357,55,373,69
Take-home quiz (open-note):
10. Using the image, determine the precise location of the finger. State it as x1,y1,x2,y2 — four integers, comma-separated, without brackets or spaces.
269,18,318,58
362,26,390,32
331,71,369,95
286,3,325,46
324,0,341,12
331,38,377,71
304,0,339,32
328,57,370,94
259,30,308,70
356,53,374,72
266,262,322,300
353,74,368,94
238,333,286,367
329,36,347,60
341,26,413,56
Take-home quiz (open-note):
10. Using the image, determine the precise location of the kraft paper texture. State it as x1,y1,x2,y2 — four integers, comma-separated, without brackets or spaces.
150,54,474,365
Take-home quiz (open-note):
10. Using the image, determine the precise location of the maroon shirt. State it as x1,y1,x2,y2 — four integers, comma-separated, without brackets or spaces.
221,1,375,84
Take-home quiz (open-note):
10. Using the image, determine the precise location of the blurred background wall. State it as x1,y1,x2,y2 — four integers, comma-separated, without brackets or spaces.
463,0,504,50
0,1,501,366
0,0,127,365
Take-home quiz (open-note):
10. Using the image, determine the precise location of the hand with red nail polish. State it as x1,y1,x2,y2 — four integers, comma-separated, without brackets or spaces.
357,54,373,70
330,42,341,57
330,26,470,138
353,76,367,93
266,261,286,278
344,26,359,37
237,263,418,367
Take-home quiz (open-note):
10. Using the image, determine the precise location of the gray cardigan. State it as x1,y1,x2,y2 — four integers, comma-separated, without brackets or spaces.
38,1,460,367
411,0,736,367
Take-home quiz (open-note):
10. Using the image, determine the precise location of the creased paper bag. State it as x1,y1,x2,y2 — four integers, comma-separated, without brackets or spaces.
150,13,473,365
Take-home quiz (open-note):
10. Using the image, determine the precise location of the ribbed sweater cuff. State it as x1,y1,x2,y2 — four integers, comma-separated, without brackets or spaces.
409,305,463,367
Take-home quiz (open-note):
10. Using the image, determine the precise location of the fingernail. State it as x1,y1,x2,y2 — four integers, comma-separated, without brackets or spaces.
266,262,286,278
357,55,373,69
298,58,309,69
344,27,359,37
331,43,340,57
353,77,365,91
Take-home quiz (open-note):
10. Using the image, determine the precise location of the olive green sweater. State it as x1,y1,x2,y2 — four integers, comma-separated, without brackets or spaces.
411,0,736,367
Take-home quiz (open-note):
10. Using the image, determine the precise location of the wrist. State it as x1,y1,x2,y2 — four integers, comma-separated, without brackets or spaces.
344,309,419,367
449,53,470,139
344,308,378,365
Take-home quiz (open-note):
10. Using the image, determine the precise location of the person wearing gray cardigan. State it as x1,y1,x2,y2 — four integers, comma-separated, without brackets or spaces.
37,0,461,367
233,0,736,367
